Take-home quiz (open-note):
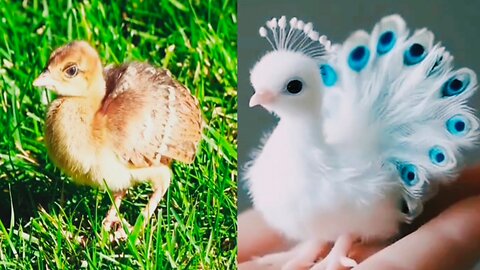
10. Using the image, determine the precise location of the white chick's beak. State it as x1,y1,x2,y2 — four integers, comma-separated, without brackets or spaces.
33,72,55,90
249,91,277,107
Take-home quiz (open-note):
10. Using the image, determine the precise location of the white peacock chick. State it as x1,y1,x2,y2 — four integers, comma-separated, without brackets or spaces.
246,15,478,270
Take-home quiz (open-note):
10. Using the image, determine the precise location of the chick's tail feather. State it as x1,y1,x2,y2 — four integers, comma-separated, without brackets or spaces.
319,15,478,221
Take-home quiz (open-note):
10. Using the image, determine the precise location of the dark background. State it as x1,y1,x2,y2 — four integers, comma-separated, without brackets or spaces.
238,0,480,212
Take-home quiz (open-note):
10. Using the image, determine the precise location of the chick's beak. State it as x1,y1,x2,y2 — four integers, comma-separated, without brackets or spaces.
249,91,277,107
33,72,55,89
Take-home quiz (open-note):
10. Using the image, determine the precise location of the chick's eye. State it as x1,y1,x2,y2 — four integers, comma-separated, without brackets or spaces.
286,79,303,94
64,65,78,78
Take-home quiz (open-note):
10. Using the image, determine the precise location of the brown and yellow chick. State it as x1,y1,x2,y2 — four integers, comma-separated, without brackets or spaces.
33,41,202,238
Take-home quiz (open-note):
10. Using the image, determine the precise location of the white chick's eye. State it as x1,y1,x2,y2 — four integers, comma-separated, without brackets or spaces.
285,79,303,94
64,65,79,78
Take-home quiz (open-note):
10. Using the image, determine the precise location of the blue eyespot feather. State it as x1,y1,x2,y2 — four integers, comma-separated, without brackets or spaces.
348,46,370,72
442,75,470,97
377,31,396,55
320,64,337,87
399,164,419,187
404,43,427,65
446,115,470,136
429,146,447,166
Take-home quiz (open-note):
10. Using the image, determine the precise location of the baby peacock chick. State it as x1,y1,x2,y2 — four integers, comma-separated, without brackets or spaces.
33,41,202,238
247,16,478,270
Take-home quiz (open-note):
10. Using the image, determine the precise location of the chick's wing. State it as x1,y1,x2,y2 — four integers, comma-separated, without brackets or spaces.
99,62,202,167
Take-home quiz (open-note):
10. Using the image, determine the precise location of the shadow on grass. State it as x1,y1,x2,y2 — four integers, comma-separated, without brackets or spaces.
0,151,119,229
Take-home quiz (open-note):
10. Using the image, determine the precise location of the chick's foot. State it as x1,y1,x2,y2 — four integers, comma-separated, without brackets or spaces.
310,234,357,270
256,240,327,270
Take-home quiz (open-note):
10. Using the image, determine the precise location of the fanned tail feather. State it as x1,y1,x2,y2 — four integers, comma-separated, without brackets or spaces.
319,14,478,221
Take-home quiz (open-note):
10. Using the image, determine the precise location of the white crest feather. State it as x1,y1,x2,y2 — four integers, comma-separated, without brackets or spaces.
258,15,332,59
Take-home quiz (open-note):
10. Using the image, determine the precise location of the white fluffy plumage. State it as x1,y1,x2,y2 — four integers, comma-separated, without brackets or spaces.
246,15,478,269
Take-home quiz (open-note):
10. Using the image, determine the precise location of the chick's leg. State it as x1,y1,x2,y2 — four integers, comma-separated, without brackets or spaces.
256,240,327,270
102,190,127,231
131,165,172,225
143,167,171,223
310,234,358,270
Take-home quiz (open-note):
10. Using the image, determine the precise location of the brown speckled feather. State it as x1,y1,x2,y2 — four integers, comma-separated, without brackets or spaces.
99,62,202,167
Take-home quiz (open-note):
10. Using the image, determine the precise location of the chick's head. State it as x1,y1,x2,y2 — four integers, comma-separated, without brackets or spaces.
249,50,323,119
33,41,104,97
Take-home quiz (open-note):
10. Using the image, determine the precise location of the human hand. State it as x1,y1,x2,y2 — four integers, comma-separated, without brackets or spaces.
239,165,480,270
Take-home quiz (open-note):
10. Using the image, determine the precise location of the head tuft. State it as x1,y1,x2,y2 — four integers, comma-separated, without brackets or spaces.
259,16,332,60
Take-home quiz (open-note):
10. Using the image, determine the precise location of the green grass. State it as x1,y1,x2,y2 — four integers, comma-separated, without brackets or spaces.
0,0,237,269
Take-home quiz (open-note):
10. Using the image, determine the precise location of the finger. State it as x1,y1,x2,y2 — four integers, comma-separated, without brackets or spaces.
319,241,388,270
427,164,480,212
238,164,480,266
455,164,480,189
238,209,389,265
402,164,480,236
238,260,292,270
355,195,480,270
348,241,387,263
238,209,293,262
